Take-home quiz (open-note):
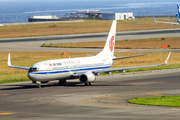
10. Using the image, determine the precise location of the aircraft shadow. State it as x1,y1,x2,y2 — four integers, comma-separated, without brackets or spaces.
0,82,133,90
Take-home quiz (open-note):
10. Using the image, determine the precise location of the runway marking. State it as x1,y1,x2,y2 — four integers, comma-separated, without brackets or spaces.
99,96,129,99
81,95,130,106
10,112,135,119
81,99,97,103
146,93,162,96
107,104,137,107
0,94,10,96
171,107,180,109
97,100,119,103
0,113,15,115
81,98,119,103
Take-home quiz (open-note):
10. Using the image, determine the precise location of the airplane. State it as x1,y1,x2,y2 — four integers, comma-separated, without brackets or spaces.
8,20,171,88
153,3,180,25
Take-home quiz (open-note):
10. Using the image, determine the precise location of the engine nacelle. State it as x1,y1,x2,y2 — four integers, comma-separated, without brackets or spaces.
79,72,96,83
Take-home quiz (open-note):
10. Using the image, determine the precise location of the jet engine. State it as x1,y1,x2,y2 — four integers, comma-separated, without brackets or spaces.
79,72,96,83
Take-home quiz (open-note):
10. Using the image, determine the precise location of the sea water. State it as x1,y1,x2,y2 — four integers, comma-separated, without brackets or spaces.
0,0,179,23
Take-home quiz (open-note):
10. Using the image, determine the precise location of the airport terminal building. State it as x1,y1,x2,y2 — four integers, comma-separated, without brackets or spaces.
28,9,134,22
102,13,134,20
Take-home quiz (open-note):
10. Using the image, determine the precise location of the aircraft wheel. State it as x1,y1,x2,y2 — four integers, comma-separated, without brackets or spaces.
85,83,88,86
59,80,66,86
89,82,92,85
37,84,41,88
62,79,66,85
36,81,41,88
59,80,63,86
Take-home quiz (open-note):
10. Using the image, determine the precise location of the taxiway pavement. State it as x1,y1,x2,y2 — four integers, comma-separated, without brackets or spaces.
1,28,180,120
0,69,180,120
0,28,180,52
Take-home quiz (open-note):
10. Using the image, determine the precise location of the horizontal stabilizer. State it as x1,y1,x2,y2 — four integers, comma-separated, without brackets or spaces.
94,52,171,74
113,54,148,60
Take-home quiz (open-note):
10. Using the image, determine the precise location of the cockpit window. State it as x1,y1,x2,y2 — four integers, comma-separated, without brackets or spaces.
28,67,39,72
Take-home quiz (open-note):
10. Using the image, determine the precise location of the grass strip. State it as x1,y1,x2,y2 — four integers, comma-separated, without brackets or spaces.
0,78,30,84
0,18,179,38
41,37,180,49
128,96,180,107
0,52,179,84
1,64,178,84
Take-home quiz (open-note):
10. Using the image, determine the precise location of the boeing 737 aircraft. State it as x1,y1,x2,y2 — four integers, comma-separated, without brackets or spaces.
8,20,171,88
154,3,180,25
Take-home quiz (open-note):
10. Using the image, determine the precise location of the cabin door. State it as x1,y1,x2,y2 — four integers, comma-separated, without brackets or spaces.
44,63,50,74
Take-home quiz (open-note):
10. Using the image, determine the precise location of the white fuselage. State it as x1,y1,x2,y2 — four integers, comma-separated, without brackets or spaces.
28,56,114,82
7,20,171,88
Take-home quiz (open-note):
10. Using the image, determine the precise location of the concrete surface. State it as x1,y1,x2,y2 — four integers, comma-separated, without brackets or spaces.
0,69,180,120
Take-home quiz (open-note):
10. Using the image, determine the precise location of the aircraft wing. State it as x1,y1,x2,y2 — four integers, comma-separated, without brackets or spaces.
113,54,148,60
153,17,180,25
94,52,171,74
156,21,179,25
164,19,178,22
8,53,30,70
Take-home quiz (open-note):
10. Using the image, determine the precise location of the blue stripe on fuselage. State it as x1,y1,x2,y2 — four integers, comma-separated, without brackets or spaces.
71,66,109,72
30,66,110,74
31,70,70,74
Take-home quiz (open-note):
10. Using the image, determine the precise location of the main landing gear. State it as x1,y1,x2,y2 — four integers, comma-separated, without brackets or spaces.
85,82,92,86
59,79,66,86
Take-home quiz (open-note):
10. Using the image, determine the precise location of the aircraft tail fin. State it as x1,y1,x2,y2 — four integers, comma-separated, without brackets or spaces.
177,3,180,22
96,20,117,57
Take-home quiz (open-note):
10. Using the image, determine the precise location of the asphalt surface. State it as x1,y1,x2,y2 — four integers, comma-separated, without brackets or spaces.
1,28,180,43
1,28,180,120
1,69,180,120
0,28,180,52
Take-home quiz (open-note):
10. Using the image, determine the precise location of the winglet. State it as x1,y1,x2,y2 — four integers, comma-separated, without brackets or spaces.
153,16,157,22
7,53,30,70
164,52,171,64
8,53,11,66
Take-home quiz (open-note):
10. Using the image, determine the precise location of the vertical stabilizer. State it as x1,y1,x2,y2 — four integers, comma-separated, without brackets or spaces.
177,3,180,22
96,20,117,57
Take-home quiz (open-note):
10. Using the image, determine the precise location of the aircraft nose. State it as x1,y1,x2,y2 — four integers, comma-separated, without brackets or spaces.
27,72,35,81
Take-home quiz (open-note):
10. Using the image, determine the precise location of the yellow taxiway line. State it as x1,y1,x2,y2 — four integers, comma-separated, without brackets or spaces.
0,112,15,115
146,93,162,96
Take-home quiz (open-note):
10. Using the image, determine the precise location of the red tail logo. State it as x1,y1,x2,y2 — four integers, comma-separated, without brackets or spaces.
109,35,114,52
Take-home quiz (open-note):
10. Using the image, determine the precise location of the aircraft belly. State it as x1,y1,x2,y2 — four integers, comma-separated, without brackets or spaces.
28,71,71,82
28,74,51,81
50,72,71,80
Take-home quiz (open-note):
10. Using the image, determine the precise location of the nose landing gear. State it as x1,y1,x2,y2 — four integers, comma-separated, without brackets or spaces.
36,81,41,88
